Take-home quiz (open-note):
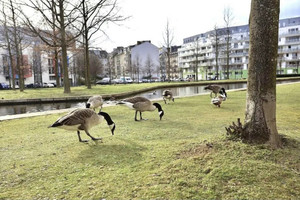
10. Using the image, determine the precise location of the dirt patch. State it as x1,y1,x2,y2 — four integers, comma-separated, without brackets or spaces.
176,143,214,159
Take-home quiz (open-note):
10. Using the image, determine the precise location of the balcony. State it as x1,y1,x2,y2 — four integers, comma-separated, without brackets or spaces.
280,30,300,37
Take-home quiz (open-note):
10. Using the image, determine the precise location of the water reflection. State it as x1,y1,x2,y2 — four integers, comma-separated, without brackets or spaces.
139,83,247,99
0,80,298,116
0,102,86,116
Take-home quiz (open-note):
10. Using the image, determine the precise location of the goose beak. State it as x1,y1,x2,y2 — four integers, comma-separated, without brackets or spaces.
86,103,90,108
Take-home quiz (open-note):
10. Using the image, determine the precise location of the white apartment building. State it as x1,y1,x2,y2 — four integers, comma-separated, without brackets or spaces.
178,17,300,80
0,35,78,88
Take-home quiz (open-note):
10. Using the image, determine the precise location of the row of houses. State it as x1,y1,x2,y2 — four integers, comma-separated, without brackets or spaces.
0,16,299,87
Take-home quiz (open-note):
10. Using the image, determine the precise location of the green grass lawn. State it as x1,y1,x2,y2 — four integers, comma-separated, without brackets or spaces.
0,83,299,199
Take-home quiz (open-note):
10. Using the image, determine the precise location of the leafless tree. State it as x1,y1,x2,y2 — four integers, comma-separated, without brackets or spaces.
133,54,141,83
21,0,83,93
75,0,126,89
31,41,44,85
89,51,103,84
223,6,234,79
192,37,200,81
144,54,154,81
212,25,220,80
0,3,15,89
226,0,281,149
2,0,25,91
163,20,174,82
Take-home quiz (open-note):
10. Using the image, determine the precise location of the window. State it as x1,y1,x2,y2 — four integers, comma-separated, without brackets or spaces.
48,59,53,66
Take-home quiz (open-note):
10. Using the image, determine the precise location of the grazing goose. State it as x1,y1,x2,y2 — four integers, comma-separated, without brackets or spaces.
86,95,104,111
211,95,225,107
117,96,164,121
204,85,227,99
49,108,115,143
162,90,174,104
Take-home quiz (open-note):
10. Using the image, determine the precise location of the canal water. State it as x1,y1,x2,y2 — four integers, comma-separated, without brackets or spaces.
0,80,298,116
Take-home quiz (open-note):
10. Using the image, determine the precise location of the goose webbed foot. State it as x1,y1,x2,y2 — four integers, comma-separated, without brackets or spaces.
92,137,102,141
79,139,89,143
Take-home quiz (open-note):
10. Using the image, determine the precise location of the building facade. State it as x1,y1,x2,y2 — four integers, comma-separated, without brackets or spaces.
178,17,300,80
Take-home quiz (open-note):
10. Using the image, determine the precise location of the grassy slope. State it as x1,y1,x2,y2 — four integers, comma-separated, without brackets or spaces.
0,83,299,199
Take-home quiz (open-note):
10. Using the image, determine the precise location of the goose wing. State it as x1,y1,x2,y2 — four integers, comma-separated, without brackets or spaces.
124,96,150,104
53,108,96,127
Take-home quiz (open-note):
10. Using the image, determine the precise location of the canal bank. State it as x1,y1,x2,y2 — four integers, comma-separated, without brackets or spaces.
0,80,248,106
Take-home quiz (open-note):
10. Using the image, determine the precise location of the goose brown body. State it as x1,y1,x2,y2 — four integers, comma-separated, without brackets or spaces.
118,96,164,121
162,90,174,104
204,85,227,99
49,108,115,142
86,95,104,111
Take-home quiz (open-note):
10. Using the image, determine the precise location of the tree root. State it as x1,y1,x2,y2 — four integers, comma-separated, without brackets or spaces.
225,118,246,141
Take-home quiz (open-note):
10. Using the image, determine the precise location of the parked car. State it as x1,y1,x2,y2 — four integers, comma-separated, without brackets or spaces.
0,83,9,89
120,77,133,84
112,79,122,84
96,77,110,85
26,83,43,88
43,83,54,88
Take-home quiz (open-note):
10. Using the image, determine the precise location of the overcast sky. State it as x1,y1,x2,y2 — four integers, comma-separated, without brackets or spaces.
92,0,300,52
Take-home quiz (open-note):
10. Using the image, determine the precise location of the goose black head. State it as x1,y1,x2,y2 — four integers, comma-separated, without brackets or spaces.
153,103,164,120
99,111,115,135
204,85,211,90
86,103,91,108
219,88,227,97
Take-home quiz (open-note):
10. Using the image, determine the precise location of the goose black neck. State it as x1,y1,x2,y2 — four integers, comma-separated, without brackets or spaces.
153,103,163,112
99,112,114,125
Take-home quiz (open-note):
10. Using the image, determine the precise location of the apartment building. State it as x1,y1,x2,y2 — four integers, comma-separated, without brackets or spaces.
0,32,78,87
178,17,300,80
159,45,181,81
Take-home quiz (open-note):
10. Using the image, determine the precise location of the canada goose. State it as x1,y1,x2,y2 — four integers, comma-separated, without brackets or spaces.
204,85,227,99
162,90,174,104
117,96,164,121
49,108,115,143
211,95,225,107
86,95,104,111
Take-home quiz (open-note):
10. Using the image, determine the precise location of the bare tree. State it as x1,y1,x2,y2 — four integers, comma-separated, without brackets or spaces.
163,20,174,82
75,0,126,89
0,3,15,89
21,0,83,93
193,37,200,81
31,41,43,85
226,0,282,149
5,0,24,91
89,51,103,84
223,6,234,79
144,54,154,81
133,54,141,83
212,25,220,80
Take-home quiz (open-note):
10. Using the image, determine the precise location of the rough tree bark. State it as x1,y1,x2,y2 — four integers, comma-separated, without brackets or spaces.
244,0,282,148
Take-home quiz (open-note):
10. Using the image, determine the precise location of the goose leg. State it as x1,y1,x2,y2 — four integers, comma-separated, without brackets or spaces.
135,110,139,121
77,131,89,143
84,129,102,141
163,98,167,104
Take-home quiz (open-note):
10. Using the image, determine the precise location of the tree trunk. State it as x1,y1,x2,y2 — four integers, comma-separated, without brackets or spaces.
167,47,171,82
244,0,281,148
59,0,71,93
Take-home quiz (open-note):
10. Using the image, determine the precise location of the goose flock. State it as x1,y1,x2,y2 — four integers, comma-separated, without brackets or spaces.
204,85,227,108
49,85,227,142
